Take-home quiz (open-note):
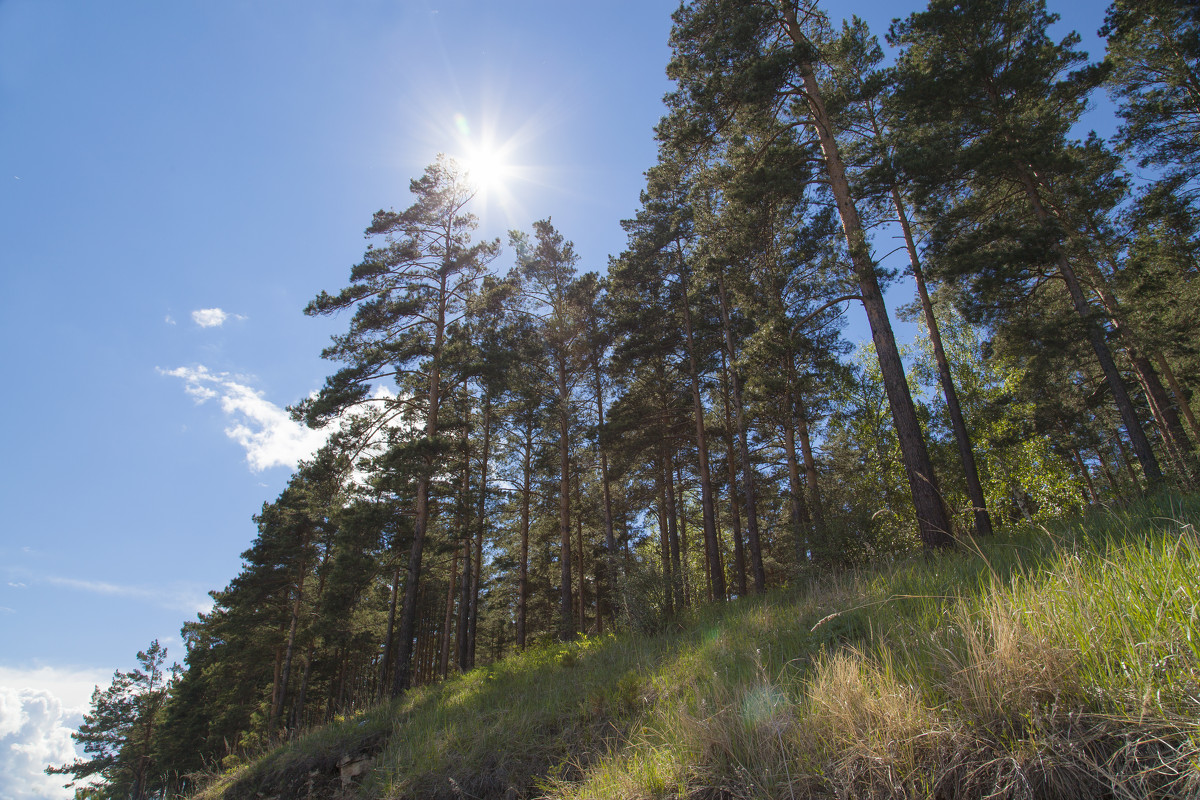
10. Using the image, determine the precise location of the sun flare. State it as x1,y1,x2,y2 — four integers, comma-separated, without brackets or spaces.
459,143,512,193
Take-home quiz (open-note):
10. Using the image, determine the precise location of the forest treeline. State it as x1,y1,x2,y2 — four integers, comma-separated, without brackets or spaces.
51,0,1200,796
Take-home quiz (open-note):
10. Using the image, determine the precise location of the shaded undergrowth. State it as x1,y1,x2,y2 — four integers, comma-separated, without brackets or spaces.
195,492,1200,799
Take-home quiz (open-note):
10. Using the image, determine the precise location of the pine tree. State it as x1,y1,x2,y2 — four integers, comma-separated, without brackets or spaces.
668,0,955,548
48,642,178,800
296,156,499,694
889,0,1164,486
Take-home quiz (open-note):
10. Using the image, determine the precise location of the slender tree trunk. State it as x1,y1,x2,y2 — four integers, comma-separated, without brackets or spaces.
794,387,826,540
1156,353,1200,443
1075,258,1195,483
293,642,315,732
665,451,685,610
380,561,401,697
557,355,574,641
269,640,284,735
591,352,618,627
1097,444,1120,494
781,11,953,547
469,393,491,669
891,188,994,536
456,393,472,673
517,419,533,650
1115,433,1143,489
441,547,458,679
676,461,694,605
273,560,307,734
677,253,725,601
719,348,747,597
716,270,766,592
392,408,440,693
1130,350,1195,484
575,469,587,633
1009,167,1163,485
655,457,675,618
1071,446,1099,504
782,351,813,562
390,277,454,696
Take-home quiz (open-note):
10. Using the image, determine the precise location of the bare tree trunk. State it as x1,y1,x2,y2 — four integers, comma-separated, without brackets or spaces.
781,10,953,547
782,352,813,563
441,547,458,679
1008,167,1163,486
716,270,766,592
655,456,675,618
466,392,491,669
517,420,533,650
891,189,994,536
665,451,685,610
1071,446,1098,504
1157,353,1200,444
719,348,747,597
557,354,574,641
592,350,618,626
677,253,725,601
379,561,401,698
456,394,472,673
795,388,826,540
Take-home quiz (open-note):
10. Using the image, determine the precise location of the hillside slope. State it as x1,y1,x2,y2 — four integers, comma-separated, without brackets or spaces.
195,493,1200,800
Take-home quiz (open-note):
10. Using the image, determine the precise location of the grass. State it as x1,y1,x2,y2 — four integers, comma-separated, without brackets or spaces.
195,492,1200,800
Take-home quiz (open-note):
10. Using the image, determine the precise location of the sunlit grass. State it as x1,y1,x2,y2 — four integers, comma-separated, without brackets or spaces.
199,492,1200,800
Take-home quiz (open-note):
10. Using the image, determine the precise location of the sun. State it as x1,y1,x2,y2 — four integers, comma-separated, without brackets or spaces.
458,142,513,194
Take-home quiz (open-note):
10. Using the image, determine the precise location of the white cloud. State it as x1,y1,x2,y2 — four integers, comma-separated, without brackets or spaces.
164,315,176,326
159,366,329,472
0,667,110,800
191,308,230,327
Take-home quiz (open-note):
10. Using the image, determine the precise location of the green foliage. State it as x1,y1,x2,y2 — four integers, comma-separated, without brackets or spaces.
1102,0,1200,183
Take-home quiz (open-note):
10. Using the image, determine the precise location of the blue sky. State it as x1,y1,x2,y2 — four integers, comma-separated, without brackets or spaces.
0,1,1113,796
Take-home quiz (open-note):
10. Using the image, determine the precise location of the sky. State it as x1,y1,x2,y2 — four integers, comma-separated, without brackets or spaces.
0,1,1114,797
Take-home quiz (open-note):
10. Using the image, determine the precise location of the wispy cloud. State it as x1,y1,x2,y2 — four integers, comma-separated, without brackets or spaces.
159,365,329,471
42,575,212,616
191,307,245,328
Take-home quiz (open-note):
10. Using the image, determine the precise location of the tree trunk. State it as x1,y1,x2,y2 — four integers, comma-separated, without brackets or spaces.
1010,167,1163,486
664,451,685,610
575,469,587,633
1071,446,1099,504
592,350,618,627
655,458,675,618
891,188,994,536
379,561,400,697
795,386,826,541
1156,353,1200,444
781,10,954,548
782,351,813,562
441,546,458,679
716,269,766,591
456,395,472,673
557,354,574,641
719,348,748,597
517,419,533,650
677,252,725,601
469,393,491,669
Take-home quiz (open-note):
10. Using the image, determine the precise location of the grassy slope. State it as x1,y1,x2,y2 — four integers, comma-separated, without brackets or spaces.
197,493,1200,800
